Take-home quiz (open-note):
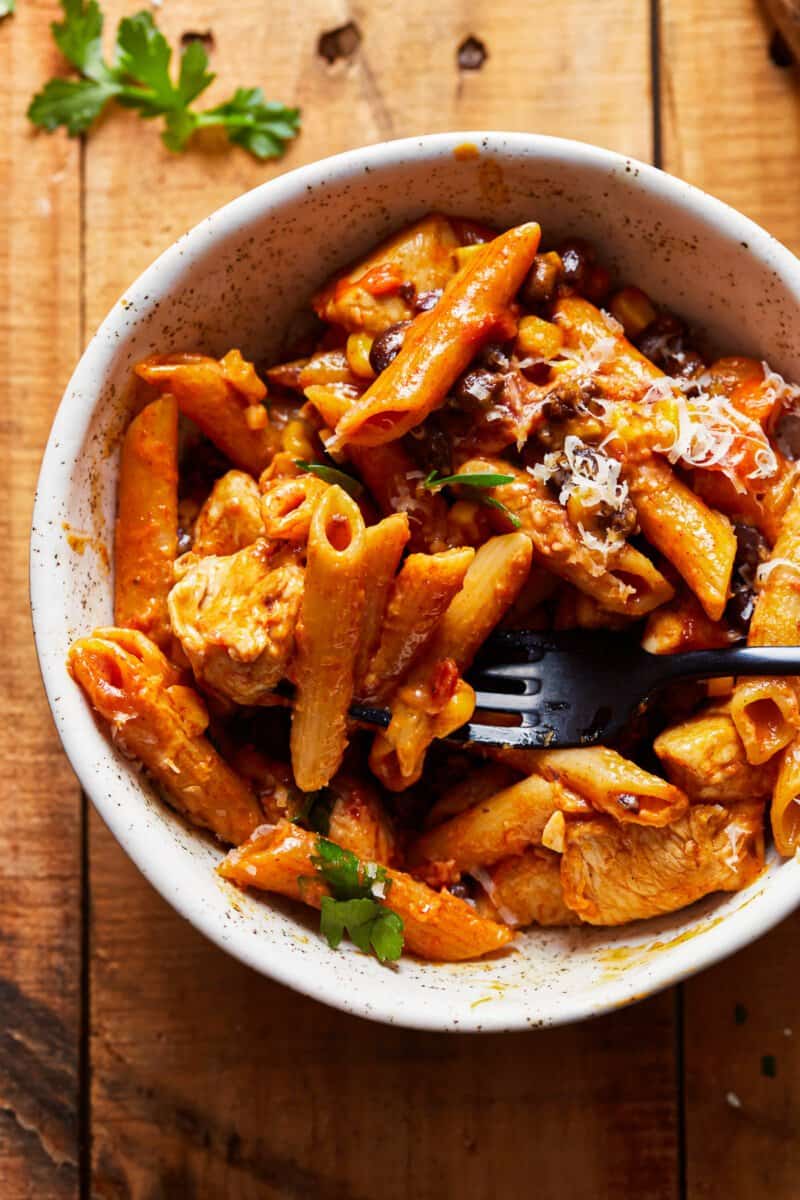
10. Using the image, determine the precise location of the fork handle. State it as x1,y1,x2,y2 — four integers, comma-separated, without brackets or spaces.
652,645,800,685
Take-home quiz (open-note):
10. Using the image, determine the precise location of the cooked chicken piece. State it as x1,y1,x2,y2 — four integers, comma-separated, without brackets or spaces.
654,709,777,804
168,539,303,705
561,802,764,925
312,215,461,334
474,847,581,928
192,470,265,557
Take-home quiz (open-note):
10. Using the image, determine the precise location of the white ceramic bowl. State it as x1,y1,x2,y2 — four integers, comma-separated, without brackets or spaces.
32,132,800,1031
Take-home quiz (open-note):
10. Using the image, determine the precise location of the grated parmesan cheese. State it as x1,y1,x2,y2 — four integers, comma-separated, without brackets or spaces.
470,866,520,927
531,436,631,556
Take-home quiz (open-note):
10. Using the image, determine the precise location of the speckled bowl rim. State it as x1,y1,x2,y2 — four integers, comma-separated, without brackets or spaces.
31,131,800,1031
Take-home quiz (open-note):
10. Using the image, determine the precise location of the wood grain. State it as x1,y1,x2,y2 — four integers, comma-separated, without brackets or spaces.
661,2,800,1196
0,2,82,1196
81,2,679,1197
661,0,800,254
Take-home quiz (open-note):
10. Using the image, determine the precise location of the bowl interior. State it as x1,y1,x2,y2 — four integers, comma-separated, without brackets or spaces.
31,133,800,1030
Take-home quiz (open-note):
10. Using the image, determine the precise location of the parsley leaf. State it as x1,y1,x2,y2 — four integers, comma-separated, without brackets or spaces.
423,469,515,490
319,897,404,962
52,0,106,77
422,469,522,528
0,0,16,21
294,459,364,498
28,1,300,161
293,788,333,836
310,837,404,963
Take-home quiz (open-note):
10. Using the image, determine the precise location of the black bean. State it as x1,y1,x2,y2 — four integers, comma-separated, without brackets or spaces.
398,281,416,304
454,367,504,409
733,522,768,573
414,289,442,313
725,587,756,635
369,321,411,374
520,251,563,306
544,465,570,497
558,239,596,291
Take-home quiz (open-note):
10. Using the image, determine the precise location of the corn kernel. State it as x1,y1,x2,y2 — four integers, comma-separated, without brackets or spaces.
281,418,316,461
609,287,657,339
453,244,484,270
446,500,490,546
516,315,564,360
244,403,268,430
346,332,376,380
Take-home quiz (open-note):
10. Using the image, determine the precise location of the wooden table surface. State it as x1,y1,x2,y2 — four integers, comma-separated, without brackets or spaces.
3,1,800,1196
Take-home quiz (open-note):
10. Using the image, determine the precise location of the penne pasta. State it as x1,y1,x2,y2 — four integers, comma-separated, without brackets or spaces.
291,486,367,791
410,774,590,873
136,351,278,475
458,457,674,616
332,223,541,447
219,821,513,961
306,382,450,552
771,738,800,856
353,514,412,691
523,746,688,827
423,762,521,829
360,546,474,700
68,628,263,844
625,457,736,622
370,533,533,789
260,474,329,543
312,214,462,334
114,394,178,649
729,678,800,765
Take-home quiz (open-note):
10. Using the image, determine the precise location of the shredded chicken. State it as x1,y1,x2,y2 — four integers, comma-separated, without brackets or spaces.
561,802,764,925
192,470,265,556
168,539,303,705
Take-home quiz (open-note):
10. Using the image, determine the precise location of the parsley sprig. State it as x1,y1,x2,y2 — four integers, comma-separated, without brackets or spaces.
310,838,404,963
28,1,301,160
294,459,364,498
423,469,522,529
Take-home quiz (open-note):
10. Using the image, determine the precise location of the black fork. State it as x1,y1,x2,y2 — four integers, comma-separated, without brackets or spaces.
350,630,800,749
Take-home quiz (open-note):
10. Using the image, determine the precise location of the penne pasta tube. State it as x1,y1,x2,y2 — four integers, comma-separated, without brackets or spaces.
291,486,367,791
114,394,178,649
561,802,765,925
748,484,800,646
353,514,411,691
410,774,590,873
370,533,533,789
332,222,541,447
192,469,264,557
68,628,263,844
654,707,777,803
260,474,330,543
729,678,800,765
473,847,581,928
458,457,673,616
305,382,449,551
219,821,513,961
771,738,800,856
136,351,278,475
523,746,688,827
312,214,461,334
423,762,521,829
360,546,474,700
625,457,736,622
641,588,737,654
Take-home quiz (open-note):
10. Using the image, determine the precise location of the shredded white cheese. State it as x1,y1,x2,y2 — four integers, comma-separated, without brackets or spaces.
470,866,520,927
531,436,630,556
